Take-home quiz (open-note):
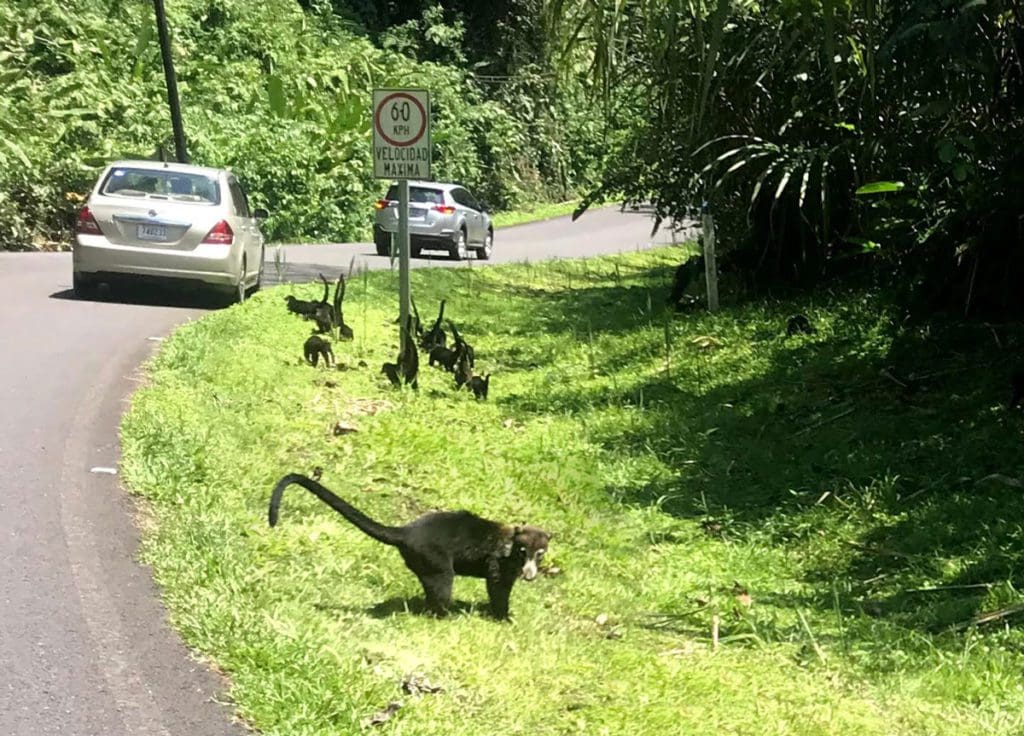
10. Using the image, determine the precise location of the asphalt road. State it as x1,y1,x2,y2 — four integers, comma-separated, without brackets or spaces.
0,207,686,735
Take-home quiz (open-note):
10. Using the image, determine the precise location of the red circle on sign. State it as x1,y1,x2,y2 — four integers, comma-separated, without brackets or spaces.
374,92,428,147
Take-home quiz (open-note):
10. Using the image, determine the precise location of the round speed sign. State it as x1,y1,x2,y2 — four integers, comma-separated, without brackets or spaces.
374,92,428,147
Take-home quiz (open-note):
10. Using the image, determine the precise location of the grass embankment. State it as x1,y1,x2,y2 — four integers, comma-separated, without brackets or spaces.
122,248,1024,735
491,200,581,229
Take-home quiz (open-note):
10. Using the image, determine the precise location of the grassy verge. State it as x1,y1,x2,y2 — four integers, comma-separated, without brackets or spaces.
122,248,1024,735
490,199,582,229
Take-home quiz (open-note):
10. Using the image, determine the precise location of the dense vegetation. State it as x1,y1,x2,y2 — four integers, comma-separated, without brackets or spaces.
122,252,1024,734
558,0,1024,315
0,0,604,249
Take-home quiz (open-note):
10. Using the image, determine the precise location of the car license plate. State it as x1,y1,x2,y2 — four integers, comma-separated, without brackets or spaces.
408,206,426,219
137,223,167,241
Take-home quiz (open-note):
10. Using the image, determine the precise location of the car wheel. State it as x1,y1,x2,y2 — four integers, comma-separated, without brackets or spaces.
476,230,493,261
374,228,393,257
449,228,469,261
72,271,95,299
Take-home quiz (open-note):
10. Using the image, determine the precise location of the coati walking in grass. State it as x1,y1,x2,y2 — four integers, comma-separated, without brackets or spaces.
448,320,475,369
333,273,354,340
421,299,447,350
666,254,705,310
268,473,551,619
429,344,459,372
382,315,419,389
304,335,334,367
468,373,490,400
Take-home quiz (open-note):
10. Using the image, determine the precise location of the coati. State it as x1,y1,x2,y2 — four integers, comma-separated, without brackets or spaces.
786,314,816,336
448,320,475,368
429,344,459,372
666,254,705,309
382,316,420,388
267,473,551,619
468,373,490,400
453,345,473,389
1010,366,1024,409
311,304,334,334
303,335,334,367
333,274,354,340
420,299,447,350
285,294,320,318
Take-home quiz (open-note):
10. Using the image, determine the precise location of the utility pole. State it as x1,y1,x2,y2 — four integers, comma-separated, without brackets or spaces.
152,0,189,163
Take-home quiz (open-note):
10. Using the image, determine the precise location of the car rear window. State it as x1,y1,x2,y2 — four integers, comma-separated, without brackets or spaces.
101,167,220,204
384,185,444,205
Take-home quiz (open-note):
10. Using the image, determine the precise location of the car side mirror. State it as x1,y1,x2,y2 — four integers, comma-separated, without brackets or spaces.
253,207,269,219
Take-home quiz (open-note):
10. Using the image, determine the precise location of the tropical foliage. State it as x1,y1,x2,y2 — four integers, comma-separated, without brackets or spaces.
0,0,605,249
559,0,1024,314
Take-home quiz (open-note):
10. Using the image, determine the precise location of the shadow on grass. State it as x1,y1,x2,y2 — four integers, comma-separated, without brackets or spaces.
318,596,484,619
498,265,1024,634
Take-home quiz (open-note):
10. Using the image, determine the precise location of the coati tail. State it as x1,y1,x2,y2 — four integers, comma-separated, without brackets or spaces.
268,474,404,546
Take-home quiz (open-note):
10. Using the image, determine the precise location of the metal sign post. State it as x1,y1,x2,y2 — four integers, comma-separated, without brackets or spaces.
372,89,431,356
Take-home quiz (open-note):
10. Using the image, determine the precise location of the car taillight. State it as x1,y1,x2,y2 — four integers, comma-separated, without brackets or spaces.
433,205,456,215
201,220,234,245
76,206,102,235
374,199,393,210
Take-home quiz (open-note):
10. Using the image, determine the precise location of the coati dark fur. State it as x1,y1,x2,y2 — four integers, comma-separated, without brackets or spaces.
667,254,705,309
1010,366,1024,409
333,274,354,340
454,346,473,389
311,304,334,334
429,344,459,372
304,335,334,367
448,320,475,368
381,362,402,387
468,373,490,400
285,294,320,318
786,313,816,336
268,473,551,619
382,316,420,388
420,299,447,350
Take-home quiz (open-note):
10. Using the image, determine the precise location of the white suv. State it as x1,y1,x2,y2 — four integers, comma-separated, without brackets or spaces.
73,160,267,302
373,181,493,261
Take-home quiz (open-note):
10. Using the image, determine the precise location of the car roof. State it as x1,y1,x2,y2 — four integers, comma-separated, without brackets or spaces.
105,160,228,179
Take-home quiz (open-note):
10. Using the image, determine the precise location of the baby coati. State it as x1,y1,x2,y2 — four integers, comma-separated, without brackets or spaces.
429,344,459,372
448,320,475,368
304,335,334,367
420,299,447,350
285,294,320,318
268,473,552,619
786,313,816,336
468,373,490,400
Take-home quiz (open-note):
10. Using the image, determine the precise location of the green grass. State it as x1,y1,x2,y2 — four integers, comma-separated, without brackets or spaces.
122,248,1024,735
491,199,582,229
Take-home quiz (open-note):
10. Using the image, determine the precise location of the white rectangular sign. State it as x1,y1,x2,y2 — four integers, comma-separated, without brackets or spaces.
372,89,430,180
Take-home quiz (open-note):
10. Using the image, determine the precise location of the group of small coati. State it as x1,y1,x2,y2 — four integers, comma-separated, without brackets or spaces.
278,283,541,619
286,273,354,368
382,298,491,399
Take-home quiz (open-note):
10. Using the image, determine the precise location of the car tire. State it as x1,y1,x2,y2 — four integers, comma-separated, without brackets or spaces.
476,230,493,261
374,227,393,257
72,271,95,299
228,257,247,305
449,228,469,261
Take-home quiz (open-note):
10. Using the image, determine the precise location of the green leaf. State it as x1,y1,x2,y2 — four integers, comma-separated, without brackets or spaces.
267,75,286,117
855,181,905,196
938,140,956,163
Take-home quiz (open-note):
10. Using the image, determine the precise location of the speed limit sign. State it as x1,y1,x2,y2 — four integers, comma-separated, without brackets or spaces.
372,89,430,180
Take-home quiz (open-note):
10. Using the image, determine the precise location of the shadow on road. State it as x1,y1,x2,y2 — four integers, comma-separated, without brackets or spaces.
49,285,229,310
